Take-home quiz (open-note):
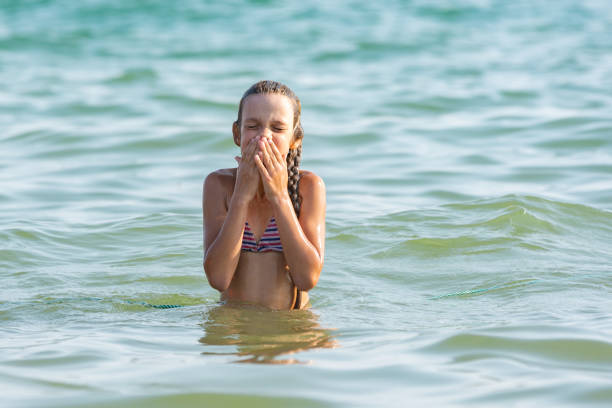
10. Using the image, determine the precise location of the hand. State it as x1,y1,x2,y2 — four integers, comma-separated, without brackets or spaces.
233,137,261,203
254,137,289,204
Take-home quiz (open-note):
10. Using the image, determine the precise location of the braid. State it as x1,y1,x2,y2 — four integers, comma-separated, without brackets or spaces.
286,145,302,217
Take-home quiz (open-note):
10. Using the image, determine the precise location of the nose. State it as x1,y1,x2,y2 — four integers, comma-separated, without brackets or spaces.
259,126,272,140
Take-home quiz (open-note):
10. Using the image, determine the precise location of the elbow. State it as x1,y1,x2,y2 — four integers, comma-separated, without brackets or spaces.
209,277,230,293
297,278,316,292
295,262,322,292
203,260,230,292
207,272,231,293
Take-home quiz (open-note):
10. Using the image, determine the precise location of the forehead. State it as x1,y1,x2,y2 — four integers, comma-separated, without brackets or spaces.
241,93,294,122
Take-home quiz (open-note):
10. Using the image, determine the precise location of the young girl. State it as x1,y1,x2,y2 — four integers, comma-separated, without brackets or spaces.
202,80,326,310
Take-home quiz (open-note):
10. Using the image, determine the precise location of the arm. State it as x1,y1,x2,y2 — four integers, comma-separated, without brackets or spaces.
272,173,326,291
202,173,248,292
203,138,260,292
255,139,326,291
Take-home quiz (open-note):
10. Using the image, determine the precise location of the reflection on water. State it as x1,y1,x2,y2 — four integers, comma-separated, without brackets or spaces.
199,302,338,364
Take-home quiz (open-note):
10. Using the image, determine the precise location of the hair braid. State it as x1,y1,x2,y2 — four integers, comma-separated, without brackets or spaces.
286,145,302,216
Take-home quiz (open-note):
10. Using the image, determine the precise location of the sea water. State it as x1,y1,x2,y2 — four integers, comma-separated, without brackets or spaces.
1,0,612,406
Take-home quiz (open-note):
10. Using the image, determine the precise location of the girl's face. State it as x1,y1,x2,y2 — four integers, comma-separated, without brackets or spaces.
233,93,299,159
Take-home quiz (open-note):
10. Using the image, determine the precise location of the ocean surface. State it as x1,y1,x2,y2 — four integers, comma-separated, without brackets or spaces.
2,0,612,406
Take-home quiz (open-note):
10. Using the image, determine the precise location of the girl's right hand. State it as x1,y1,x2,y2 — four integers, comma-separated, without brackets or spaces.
233,136,260,203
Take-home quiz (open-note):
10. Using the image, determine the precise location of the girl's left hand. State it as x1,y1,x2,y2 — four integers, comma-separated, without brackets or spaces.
254,137,289,203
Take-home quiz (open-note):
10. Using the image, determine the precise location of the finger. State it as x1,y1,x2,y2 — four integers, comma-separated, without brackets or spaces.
259,139,275,170
268,139,285,166
248,136,258,152
243,137,259,164
262,139,279,169
254,153,270,179
234,156,241,165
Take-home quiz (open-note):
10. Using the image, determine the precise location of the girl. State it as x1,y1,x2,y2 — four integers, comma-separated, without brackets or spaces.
202,80,326,310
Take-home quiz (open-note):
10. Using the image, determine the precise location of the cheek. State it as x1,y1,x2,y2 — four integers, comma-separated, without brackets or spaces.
272,134,292,157
240,133,256,148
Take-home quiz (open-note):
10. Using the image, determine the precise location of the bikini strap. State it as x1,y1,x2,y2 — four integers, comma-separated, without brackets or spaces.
292,288,302,310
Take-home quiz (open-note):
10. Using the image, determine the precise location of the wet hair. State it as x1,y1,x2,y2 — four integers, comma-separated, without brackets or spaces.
234,80,304,216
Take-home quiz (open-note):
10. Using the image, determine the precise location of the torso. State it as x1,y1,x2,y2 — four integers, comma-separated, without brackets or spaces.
221,251,296,309
215,168,309,310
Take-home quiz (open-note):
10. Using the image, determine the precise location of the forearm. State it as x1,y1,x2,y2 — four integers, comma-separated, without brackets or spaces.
272,195,322,291
204,197,249,291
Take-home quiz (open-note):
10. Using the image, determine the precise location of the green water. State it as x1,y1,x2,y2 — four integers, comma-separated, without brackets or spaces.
2,0,612,406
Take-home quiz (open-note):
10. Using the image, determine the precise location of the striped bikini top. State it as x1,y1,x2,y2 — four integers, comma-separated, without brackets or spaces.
241,217,283,253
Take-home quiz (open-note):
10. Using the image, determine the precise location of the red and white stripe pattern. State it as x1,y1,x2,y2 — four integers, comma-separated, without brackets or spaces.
241,217,283,253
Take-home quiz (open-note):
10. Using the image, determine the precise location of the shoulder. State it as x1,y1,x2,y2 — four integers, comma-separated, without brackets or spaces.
204,168,236,189
296,171,326,232
203,168,236,204
298,170,325,201
300,170,325,189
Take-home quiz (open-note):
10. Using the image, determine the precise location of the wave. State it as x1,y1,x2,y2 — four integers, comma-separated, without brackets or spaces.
422,329,612,368
331,194,612,260
103,68,158,85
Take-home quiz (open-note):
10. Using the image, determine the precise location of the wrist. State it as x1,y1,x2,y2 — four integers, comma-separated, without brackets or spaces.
270,191,292,211
230,194,251,209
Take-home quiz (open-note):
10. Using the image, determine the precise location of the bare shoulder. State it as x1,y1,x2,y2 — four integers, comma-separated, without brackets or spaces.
203,168,236,211
204,168,236,191
298,170,326,217
298,170,325,195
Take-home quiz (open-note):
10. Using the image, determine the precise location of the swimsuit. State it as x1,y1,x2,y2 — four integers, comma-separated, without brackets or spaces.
241,217,283,253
